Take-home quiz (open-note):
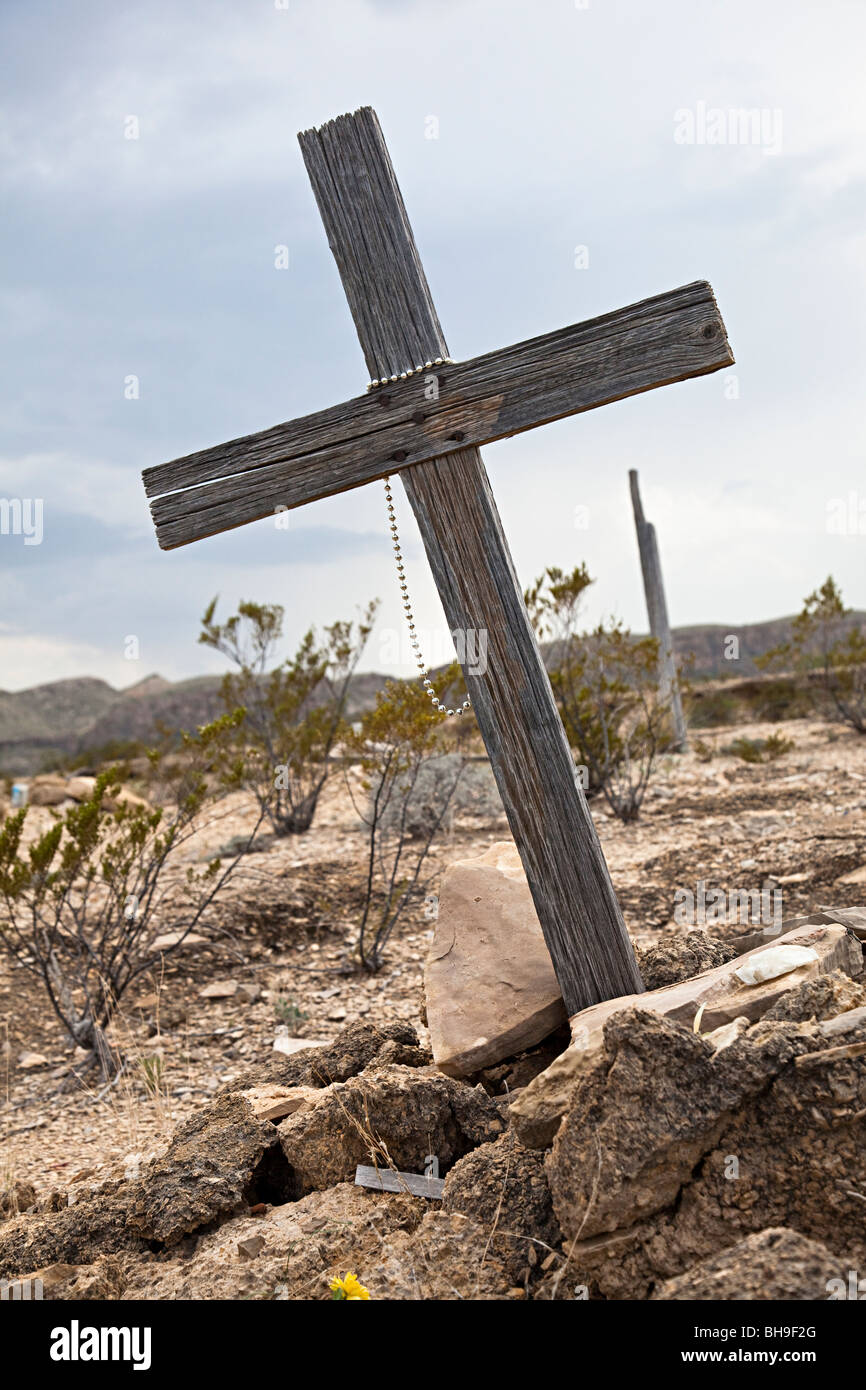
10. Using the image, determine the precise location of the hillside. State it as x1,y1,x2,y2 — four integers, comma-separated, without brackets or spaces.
1,611,864,775
0,668,402,776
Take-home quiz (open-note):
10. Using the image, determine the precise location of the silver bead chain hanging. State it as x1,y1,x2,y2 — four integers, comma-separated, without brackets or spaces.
367,357,453,390
384,477,471,719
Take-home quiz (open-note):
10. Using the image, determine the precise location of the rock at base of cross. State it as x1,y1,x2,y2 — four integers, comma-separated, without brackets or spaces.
510,917,864,1148
424,841,567,1079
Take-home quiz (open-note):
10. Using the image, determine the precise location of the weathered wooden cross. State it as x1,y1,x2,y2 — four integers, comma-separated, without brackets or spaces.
143,107,734,1016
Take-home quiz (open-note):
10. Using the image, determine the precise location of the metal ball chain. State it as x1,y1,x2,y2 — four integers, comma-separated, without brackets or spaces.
367,357,452,390
384,477,471,719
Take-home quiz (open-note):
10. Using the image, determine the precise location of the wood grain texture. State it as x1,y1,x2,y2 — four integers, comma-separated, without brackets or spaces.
145,282,732,550
354,1165,444,1199
299,106,645,1011
629,469,688,750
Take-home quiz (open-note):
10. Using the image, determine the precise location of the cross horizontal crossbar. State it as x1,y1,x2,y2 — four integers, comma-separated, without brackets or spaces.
144,280,732,550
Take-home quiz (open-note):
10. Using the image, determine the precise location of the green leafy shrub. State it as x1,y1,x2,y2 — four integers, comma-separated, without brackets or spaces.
726,732,794,764
525,565,672,822
0,714,258,1077
758,577,866,733
200,597,377,835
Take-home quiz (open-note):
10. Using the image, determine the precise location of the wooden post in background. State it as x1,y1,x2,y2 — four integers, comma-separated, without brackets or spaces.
629,468,688,751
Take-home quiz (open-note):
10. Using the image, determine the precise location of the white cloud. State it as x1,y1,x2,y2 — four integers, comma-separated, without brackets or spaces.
1,0,866,690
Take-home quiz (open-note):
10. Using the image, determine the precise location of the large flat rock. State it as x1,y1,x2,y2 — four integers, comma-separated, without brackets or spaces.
425,841,566,1077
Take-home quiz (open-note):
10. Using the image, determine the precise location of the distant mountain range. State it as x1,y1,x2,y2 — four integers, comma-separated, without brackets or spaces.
2,612,864,775
0,670,388,776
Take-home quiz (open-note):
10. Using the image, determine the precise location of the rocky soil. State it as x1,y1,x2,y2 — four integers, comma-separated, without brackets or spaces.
2,714,866,1299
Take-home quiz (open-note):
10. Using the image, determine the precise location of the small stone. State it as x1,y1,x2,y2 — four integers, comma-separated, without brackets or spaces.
237,1235,267,1260
651,1228,848,1301
18,1051,49,1070
835,864,866,886
199,980,240,1000
239,1083,320,1122
273,1035,328,1057
151,930,207,952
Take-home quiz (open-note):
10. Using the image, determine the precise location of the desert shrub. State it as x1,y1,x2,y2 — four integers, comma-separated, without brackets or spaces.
274,996,308,1029
346,667,467,971
0,714,259,1077
525,565,672,821
725,733,794,764
200,596,377,835
746,677,813,723
727,736,764,764
758,577,866,733
47,738,149,776
693,738,714,762
763,731,795,760
686,687,742,728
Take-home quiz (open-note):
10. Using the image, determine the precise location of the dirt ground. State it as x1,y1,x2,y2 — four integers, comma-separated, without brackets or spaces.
3,714,866,1214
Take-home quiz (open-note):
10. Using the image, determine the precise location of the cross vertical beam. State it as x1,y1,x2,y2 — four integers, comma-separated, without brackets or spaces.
300,107,643,1011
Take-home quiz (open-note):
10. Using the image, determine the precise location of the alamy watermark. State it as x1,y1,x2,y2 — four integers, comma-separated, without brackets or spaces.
378,625,489,675
49,1320,152,1370
826,1269,866,1300
826,491,866,536
1,1276,43,1300
674,102,783,156
673,879,782,930
0,497,43,545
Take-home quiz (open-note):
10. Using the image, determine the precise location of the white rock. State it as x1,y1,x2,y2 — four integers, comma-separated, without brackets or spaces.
733,944,819,985
273,1034,328,1057
18,1051,49,1070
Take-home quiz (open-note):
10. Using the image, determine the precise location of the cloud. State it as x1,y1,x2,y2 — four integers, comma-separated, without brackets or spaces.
1,0,866,691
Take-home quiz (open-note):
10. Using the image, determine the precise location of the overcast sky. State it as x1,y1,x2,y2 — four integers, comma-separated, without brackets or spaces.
1,0,865,692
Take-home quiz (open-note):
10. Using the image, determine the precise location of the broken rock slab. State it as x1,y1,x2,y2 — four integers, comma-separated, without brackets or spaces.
126,1093,282,1246
651,1228,846,1301
510,920,863,1148
425,841,567,1078
238,1083,320,1123
0,1182,141,1280
442,1131,561,1281
278,1064,504,1194
544,993,866,1298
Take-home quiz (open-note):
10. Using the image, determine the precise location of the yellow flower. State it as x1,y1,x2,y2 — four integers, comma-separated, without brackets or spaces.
329,1271,371,1300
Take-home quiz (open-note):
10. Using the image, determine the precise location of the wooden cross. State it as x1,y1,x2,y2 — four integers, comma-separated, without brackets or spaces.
143,107,733,1016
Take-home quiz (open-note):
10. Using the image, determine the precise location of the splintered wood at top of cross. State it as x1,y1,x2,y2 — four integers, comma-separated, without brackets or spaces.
142,106,734,1016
